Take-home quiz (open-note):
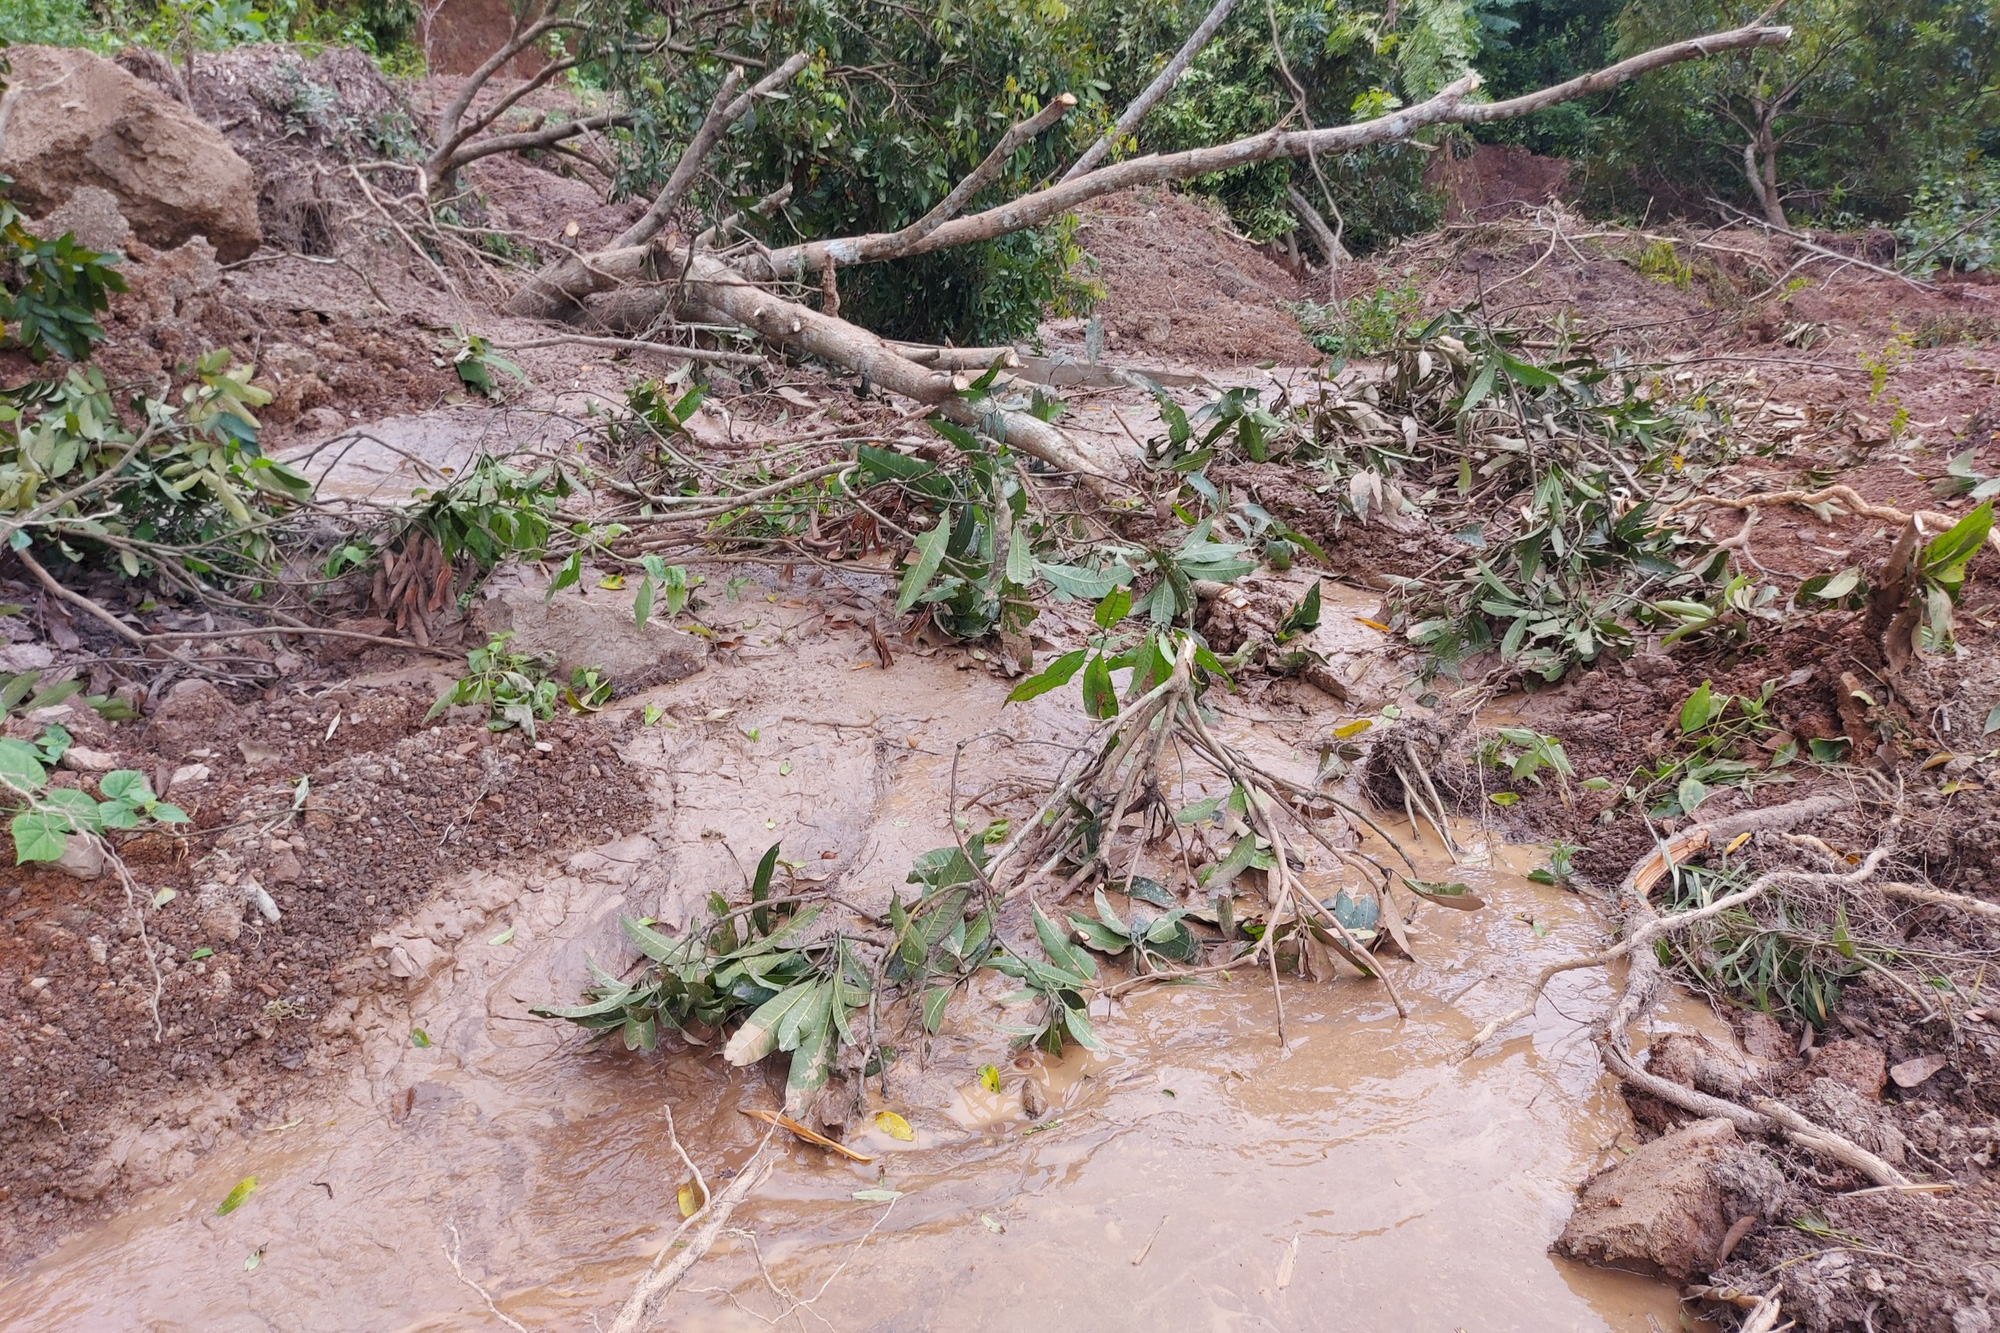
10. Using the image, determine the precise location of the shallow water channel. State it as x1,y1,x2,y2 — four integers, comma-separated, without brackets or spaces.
1,589,1703,1331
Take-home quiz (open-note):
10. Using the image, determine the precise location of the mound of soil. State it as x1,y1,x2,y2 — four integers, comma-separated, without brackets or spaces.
1426,143,1572,224
1052,188,1317,365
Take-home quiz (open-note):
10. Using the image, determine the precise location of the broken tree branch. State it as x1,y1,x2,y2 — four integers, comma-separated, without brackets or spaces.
672,253,1138,489
509,54,810,318
1060,0,1240,183
742,24,1788,281
899,94,1078,247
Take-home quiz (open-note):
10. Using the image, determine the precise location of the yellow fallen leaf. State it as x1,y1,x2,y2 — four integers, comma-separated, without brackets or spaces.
1353,617,1390,632
874,1111,914,1142
1332,719,1372,740
217,1176,257,1215
677,1182,703,1217
597,574,626,590
1724,831,1752,854
978,1064,1001,1094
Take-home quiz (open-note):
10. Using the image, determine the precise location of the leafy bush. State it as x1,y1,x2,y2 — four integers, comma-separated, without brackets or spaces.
1897,155,2000,274
3,714,189,864
1,183,128,363
1290,281,1423,358
0,0,98,46
2,352,313,581
425,632,560,738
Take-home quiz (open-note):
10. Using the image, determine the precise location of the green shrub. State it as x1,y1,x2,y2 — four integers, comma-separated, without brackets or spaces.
1897,156,2000,274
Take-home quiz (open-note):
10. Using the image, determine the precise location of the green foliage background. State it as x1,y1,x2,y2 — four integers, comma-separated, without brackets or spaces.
6,0,2000,341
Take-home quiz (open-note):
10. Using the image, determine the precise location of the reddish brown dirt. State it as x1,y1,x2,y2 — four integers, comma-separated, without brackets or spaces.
1426,143,1573,224
1052,188,1317,365
0,681,645,1256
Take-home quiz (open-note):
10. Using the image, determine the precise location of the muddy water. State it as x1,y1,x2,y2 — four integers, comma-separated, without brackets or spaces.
0,587,1695,1332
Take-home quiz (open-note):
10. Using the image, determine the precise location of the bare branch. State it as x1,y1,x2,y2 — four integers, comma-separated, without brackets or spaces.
615,53,814,252
1061,0,1240,182
743,24,1790,280
438,109,635,175
896,93,1077,249
509,54,810,318
432,16,582,163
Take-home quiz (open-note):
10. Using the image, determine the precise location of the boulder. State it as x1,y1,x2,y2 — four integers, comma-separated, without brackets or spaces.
0,46,261,260
473,567,706,696
1557,1119,1779,1282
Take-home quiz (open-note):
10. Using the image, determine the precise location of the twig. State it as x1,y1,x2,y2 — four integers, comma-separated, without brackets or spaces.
606,1138,776,1333
897,94,1077,247
442,1221,530,1333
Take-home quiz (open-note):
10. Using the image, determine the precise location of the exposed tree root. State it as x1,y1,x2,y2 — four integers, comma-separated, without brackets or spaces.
1466,795,1913,1189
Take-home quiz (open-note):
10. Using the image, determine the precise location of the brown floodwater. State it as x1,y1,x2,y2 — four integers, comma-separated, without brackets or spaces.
0,587,1708,1332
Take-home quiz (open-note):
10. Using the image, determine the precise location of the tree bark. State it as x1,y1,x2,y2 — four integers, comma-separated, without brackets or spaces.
508,54,810,318
1743,101,1787,227
671,253,1138,490
1060,0,1241,183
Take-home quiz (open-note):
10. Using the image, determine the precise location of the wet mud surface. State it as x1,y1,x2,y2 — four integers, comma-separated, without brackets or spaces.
1,585,1701,1331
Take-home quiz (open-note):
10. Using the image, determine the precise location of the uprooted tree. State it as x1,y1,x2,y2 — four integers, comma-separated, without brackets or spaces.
405,16,1793,489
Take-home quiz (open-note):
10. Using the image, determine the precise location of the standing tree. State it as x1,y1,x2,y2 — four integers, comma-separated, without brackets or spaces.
1610,0,2000,224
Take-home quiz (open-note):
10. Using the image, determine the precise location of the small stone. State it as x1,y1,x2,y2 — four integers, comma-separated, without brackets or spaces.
59,746,120,773
170,762,212,788
54,834,106,881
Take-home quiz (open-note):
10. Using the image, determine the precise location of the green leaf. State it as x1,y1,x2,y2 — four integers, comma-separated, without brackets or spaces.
97,769,154,807
723,982,821,1066
1032,905,1096,981
896,515,952,614
633,573,655,631
1922,500,1993,588
1678,682,1721,735
410,1029,432,1048
920,985,954,1033
1006,648,1086,704
40,787,100,833
0,739,48,793
1676,776,1709,814
1035,560,1130,600
10,808,69,863
216,1177,258,1215
1080,653,1117,719
1093,587,1132,629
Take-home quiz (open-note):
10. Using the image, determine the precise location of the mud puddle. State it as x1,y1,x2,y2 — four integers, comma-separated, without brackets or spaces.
0,583,1705,1331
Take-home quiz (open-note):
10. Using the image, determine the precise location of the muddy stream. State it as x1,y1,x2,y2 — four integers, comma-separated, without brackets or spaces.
1,584,1712,1331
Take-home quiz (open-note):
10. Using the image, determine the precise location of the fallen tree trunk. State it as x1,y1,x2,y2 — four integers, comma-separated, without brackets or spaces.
672,253,1140,490
502,22,1788,485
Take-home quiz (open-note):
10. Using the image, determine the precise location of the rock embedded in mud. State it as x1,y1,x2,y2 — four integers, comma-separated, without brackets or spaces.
474,570,706,695
54,834,106,881
1557,1118,1778,1282
1809,1037,1888,1100
0,46,262,261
